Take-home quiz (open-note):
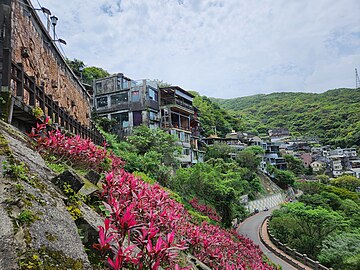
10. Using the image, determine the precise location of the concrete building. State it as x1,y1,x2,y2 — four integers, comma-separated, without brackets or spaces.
93,76,203,165
94,74,160,137
159,86,204,165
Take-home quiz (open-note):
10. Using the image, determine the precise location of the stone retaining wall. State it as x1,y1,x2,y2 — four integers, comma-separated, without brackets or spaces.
10,0,91,126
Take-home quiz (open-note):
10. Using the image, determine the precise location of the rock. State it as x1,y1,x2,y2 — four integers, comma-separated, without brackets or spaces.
84,170,101,185
0,181,18,270
0,122,92,269
52,170,85,193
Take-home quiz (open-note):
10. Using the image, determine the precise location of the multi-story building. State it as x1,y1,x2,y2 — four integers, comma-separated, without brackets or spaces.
93,73,160,137
260,142,287,171
159,86,204,165
93,75,203,166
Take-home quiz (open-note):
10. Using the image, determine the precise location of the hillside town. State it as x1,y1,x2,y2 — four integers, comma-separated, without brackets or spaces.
0,1,359,270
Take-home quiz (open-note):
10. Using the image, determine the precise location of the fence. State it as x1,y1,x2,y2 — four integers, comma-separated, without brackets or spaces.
10,62,104,145
260,217,333,270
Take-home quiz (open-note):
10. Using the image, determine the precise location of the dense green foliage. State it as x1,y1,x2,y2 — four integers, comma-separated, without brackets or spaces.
100,125,180,185
270,202,347,256
212,88,360,147
169,158,263,227
66,58,110,85
283,155,305,176
269,179,360,269
191,92,244,137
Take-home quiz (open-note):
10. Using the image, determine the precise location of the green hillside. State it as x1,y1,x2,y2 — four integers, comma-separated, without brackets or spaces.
211,88,360,147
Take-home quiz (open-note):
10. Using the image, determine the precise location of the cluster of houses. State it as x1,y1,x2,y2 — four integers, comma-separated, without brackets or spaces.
202,127,360,179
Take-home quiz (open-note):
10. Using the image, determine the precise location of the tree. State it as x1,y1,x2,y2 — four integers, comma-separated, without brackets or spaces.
205,143,232,161
127,125,180,166
270,202,348,257
283,154,305,175
318,231,360,270
65,58,109,84
330,175,360,192
169,160,253,227
235,146,264,171
100,126,178,185
66,58,85,77
82,66,110,85
274,169,295,187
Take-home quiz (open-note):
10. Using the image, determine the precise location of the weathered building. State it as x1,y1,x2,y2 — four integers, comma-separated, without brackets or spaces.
93,76,203,165
159,86,204,165
93,73,160,137
0,0,101,142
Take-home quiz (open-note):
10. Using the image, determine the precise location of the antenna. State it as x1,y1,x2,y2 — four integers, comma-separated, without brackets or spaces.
356,68,360,89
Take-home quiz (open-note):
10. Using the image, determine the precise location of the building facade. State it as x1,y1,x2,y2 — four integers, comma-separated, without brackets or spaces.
94,73,160,137
93,76,203,165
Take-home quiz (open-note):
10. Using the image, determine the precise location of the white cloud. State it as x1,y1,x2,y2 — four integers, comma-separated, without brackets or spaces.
37,0,360,98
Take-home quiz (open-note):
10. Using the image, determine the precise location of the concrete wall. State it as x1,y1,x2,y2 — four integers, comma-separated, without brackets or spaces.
247,193,285,213
10,0,91,126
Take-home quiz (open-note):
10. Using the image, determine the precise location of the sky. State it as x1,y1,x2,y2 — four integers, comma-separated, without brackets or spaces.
35,0,360,98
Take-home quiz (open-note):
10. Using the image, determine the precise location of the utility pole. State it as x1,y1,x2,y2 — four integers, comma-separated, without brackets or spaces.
356,68,360,89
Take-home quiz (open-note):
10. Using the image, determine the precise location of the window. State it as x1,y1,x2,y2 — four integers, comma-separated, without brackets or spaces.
111,112,129,127
96,82,102,93
111,92,128,105
96,97,108,108
185,133,190,143
179,132,185,141
133,111,142,126
117,77,122,90
148,87,158,101
182,148,190,155
123,79,129,89
132,91,140,102
149,111,158,121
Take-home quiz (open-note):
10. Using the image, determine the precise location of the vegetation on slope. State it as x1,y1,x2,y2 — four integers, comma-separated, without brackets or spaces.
212,88,360,147
269,176,360,269
28,121,276,269
190,92,244,137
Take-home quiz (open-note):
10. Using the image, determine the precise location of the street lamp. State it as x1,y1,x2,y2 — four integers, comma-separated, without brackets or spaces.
50,15,58,40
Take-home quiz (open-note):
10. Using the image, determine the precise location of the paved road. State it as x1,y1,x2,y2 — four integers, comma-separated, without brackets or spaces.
237,208,297,270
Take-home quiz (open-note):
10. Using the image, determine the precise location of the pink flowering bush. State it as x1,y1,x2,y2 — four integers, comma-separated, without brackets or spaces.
28,119,124,172
29,122,276,269
98,169,275,269
189,197,222,222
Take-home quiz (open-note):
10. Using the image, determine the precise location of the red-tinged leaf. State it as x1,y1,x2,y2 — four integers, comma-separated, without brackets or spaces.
167,231,174,245
152,259,161,270
155,236,164,252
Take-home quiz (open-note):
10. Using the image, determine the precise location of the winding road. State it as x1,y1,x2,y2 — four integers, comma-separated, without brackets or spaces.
237,208,298,270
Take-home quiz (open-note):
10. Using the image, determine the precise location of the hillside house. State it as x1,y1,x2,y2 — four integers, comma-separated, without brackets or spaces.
159,86,204,165
203,134,246,159
93,77,203,166
299,152,313,167
259,142,287,172
310,161,326,173
93,74,160,137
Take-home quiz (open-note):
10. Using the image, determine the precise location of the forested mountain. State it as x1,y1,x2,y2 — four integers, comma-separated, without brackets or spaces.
190,92,244,137
211,88,360,147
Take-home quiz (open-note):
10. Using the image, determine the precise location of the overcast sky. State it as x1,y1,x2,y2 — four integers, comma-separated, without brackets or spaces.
36,0,360,98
